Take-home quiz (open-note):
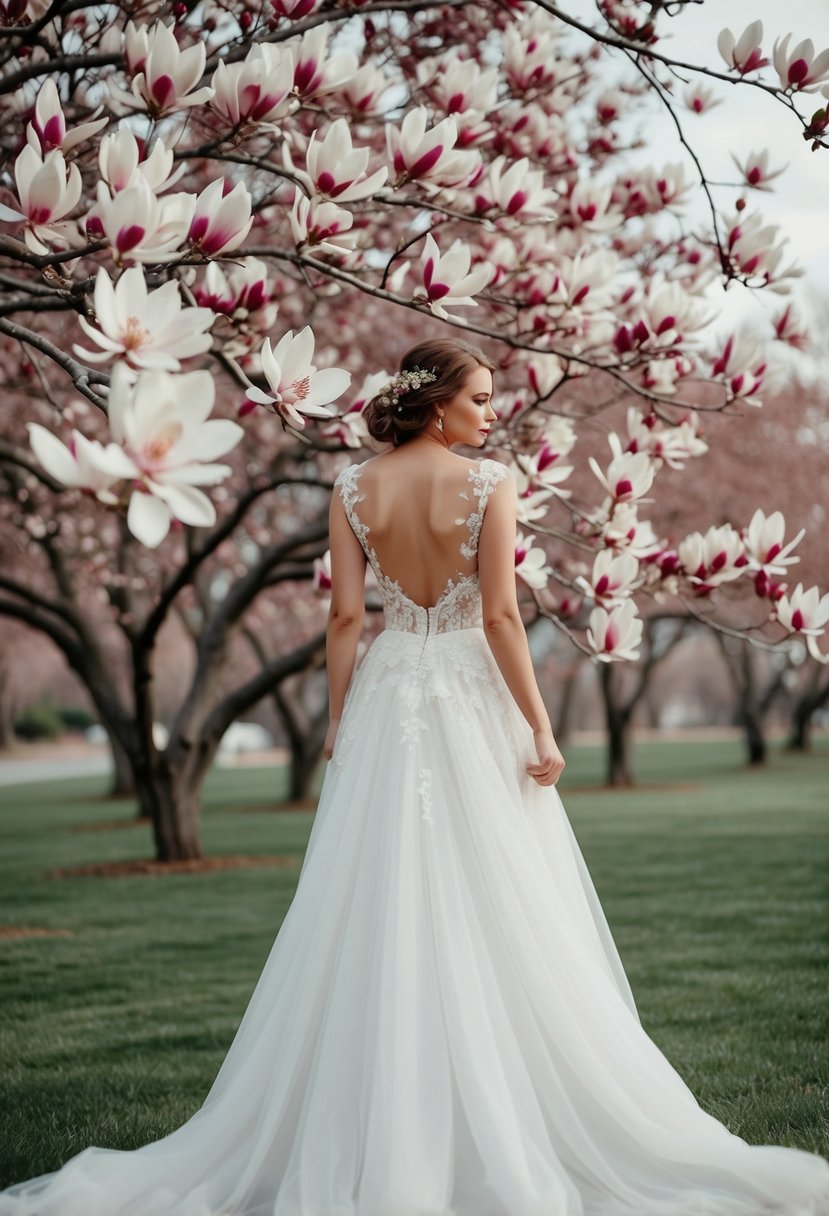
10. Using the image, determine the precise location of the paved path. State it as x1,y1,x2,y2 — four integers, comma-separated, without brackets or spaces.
0,754,112,787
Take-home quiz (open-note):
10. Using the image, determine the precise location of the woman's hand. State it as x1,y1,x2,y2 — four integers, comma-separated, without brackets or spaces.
526,728,565,787
323,717,341,761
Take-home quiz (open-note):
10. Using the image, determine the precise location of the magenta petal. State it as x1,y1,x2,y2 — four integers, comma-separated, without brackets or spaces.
408,145,444,179
116,224,145,253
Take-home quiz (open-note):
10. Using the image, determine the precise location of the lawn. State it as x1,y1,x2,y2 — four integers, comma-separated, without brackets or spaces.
1,735,827,1186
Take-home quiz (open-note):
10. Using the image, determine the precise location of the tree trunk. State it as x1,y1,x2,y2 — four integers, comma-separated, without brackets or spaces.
289,729,326,801
138,760,204,861
554,665,580,746
107,730,138,799
601,664,634,787
787,669,829,752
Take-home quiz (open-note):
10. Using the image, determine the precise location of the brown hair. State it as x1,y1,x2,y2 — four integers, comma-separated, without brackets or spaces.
363,338,496,448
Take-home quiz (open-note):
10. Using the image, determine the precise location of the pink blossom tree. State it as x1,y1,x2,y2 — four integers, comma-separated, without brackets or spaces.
1,1,827,855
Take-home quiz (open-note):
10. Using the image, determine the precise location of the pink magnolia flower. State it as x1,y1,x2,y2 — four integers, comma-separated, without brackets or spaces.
386,108,478,186
624,407,708,470
26,78,108,155
72,266,214,371
188,179,253,257
243,326,351,429
474,155,555,218
773,34,829,92
338,64,389,115
194,258,278,357
503,17,562,93
678,525,747,594
416,54,498,144
514,441,574,501
125,20,214,117
416,233,493,321
514,528,553,589
742,509,804,575
600,503,661,558
97,127,184,195
271,0,322,18
292,24,357,98
586,600,643,662
210,44,295,128
773,303,808,350
290,118,387,202
731,149,787,191
0,144,82,254
313,551,333,597
568,180,622,232
717,21,768,75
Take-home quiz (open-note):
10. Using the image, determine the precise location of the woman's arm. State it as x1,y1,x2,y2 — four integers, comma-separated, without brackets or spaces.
326,484,367,721
478,470,565,786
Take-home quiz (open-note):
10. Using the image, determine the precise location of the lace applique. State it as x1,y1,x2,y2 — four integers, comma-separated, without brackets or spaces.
460,459,512,559
417,768,434,825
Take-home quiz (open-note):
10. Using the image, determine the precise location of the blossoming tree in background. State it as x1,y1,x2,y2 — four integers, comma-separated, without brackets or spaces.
1,0,828,854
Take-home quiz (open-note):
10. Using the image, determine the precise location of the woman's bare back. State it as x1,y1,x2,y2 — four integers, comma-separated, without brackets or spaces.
348,451,487,610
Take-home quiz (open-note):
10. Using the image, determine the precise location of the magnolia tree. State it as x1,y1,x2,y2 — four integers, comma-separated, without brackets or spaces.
1,0,828,857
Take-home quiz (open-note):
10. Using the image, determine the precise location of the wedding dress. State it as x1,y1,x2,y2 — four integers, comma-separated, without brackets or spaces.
2,455,828,1216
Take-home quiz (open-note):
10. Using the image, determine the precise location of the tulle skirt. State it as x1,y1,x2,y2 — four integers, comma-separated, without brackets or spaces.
2,625,828,1216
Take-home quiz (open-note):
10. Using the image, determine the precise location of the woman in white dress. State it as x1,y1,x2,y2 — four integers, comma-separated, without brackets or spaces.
2,338,828,1216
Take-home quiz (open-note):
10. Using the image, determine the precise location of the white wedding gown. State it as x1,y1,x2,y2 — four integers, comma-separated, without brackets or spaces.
2,456,828,1216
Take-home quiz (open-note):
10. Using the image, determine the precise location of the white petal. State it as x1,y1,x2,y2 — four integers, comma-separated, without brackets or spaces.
127,489,171,547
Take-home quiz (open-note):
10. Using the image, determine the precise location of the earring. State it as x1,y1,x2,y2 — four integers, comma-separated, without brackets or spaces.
437,416,444,432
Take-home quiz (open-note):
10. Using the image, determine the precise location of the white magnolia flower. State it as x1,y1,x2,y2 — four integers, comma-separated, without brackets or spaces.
775,584,829,662
416,233,493,321
244,326,351,429
514,528,553,589
717,21,767,74
589,433,656,503
0,144,82,254
126,20,214,116
292,23,357,98
743,509,804,575
188,178,253,257
386,108,478,186
107,362,243,547
711,332,767,406
97,127,184,195
290,193,354,256
586,600,643,662
210,43,295,129
599,502,662,559
27,78,108,154
89,175,194,264
576,549,640,606
291,118,387,202
475,156,555,219
731,149,787,191
73,266,214,371
773,33,829,92
568,180,622,232
683,83,722,114
678,524,746,591
27,423,136,503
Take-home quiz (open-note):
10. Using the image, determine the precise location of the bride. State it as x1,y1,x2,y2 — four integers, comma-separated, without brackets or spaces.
2,338,828,1216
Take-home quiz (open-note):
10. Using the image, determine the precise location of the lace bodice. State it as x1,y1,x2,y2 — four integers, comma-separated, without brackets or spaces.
334,457,512,637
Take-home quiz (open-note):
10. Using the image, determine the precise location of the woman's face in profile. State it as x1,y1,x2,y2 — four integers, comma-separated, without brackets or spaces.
443,365,497,448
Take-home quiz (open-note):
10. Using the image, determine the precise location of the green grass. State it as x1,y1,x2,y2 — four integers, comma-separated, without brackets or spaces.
1,736,827,1184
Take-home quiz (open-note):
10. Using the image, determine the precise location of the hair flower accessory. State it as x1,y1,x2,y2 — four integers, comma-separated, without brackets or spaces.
378,366,438,412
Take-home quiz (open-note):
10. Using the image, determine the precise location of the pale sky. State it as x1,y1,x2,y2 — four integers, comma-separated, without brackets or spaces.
563,0,829,357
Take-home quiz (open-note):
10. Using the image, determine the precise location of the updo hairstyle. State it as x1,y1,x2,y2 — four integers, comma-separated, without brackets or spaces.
363,338,496,448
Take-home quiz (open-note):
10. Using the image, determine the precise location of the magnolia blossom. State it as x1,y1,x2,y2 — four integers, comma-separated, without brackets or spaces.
27,78,107,154
711,333,767,406
568,180,623,232
386,109,478,186
416,233,493,321
338,64,389,115
772,34,829,92
576,550,639,605
551,249,617,314
292,24,358,98
210,44,295,128
290,119,387,202
503,17,561,93
193,258,277,357
474,156,555,218
188,179,252,257
319,371,387,447
243,326,351,429
586,600,643,662
773,303,808,350
775,584,829,662
313,551,333,596
124,20,214,116
514,443,573,500
600,503,661,559
678,525,746,593
290,193,354,255
717,21,768,74
527,355,566,399
683,83,722,114
514,528,553,589
742,509,804,575
624,407,708,470
0,144,82,253
72,266,214,371
97,128,184,195
417,54,498,144
725,211,798,288
29,363,243,547
88,176,194,263
589,434,656,503
731,149,787,191
27,424,137,503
